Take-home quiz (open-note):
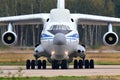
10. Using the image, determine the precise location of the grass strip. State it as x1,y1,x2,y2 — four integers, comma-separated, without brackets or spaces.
0,76,120,80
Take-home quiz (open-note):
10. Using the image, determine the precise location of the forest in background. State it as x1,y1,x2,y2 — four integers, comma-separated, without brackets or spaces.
0,0,120,47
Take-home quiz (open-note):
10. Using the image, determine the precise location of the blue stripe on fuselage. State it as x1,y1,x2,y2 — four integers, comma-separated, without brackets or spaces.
41,34,53,37
67,34,79,38
41,33,79,40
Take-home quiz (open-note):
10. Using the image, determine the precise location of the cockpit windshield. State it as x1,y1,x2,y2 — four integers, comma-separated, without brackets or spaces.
50,25,70,30
48,25,71,35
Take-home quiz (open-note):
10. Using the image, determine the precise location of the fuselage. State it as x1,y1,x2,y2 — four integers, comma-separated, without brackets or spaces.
41,21,79,60
37,9,80,60
33,9,86,61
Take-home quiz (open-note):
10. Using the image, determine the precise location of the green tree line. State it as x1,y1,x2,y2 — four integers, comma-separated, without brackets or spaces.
0,0,120,47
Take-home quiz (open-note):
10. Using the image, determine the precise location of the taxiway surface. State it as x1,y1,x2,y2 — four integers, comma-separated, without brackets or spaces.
0,65,120,77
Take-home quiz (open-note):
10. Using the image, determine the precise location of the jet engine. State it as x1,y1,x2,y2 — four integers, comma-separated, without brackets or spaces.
2,23,17,46
103,32,118,46
103,23,118,46
2,31,17,46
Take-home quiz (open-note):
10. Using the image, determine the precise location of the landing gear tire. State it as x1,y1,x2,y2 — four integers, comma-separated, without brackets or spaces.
55,61,59,69
26,59,47,69
31,60,35,69
26,59,31,69
85,60,89,69
52,60,56,69
37,60,42,69
74,60,78,69
73,59,94,69
79,60,83,69
42,60,46,69
84,59,94,69
90,59,94,69
61,60,68,69
52,60,59,69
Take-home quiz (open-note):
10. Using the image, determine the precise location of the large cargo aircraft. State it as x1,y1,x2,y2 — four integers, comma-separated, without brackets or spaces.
0,0,120,69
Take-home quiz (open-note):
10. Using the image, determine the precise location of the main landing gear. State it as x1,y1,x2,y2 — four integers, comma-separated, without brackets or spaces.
73,59,94,69
26,58,94,69
26,59,47,69
52,60,69,69
26,59,69,69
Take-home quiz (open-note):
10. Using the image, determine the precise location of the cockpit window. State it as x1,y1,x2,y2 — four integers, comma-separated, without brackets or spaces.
50,25,70,30
48,25,71,35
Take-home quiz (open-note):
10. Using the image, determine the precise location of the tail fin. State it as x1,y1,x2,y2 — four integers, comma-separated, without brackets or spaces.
57,0,65,9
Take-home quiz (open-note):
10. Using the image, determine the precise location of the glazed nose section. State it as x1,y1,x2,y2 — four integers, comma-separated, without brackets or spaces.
53,33,66,45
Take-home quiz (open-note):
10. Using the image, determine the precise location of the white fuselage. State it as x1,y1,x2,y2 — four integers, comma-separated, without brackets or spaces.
41,21,79,60
34,9,86,61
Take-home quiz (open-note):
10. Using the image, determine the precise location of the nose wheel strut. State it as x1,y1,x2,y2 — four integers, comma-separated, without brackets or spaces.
52,60,69,69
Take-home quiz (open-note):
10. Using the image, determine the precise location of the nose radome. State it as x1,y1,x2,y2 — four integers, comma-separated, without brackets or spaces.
53,33,66,45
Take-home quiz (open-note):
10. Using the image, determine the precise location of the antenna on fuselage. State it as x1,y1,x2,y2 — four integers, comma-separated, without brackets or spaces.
57,0,65,9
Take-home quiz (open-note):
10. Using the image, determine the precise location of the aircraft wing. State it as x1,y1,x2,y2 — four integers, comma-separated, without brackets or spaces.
0,13,50,25
71,14,120,26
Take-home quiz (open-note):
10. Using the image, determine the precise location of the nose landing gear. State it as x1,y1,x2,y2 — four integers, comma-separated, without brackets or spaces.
52,60,69,69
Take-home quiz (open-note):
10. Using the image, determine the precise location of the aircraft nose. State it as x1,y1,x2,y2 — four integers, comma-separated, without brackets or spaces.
53,33,66,45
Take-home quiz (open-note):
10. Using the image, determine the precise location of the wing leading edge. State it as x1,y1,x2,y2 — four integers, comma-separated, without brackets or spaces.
0,12,120,26
0,13,50,25
71,14,120,26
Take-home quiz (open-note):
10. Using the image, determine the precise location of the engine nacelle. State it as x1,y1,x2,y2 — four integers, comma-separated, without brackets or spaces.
103,32,118,46
2,31,17,46
77,45,86,58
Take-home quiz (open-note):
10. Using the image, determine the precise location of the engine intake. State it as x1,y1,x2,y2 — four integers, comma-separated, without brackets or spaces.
103,32,118,46
2,31,17,46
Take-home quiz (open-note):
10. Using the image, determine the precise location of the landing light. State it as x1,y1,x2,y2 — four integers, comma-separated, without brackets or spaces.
51,51,55,55
65,51,68,55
